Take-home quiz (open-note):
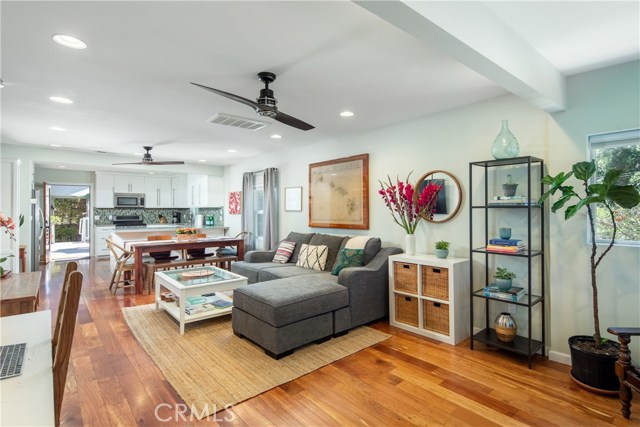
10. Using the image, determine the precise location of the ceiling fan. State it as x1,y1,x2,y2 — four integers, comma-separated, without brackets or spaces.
191,72,315,131
112,146,184,166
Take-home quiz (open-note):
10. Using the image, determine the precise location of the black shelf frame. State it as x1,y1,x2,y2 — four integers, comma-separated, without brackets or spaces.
469,156,546,369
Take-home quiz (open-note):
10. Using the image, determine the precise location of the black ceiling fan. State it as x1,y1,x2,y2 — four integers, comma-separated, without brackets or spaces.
112,146,184,166
191,72,314,131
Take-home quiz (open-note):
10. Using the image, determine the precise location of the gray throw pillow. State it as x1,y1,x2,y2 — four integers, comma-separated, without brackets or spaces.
309,233,350,271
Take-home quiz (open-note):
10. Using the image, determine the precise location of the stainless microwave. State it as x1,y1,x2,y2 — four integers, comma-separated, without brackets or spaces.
114,193,145,208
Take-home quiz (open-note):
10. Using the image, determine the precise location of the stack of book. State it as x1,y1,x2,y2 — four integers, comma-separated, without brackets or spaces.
489,196,537,206
484,285,526,301
184,294,233,315
486,238,525,253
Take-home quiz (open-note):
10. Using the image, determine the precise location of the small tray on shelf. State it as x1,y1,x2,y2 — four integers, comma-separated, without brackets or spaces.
472,289,543,306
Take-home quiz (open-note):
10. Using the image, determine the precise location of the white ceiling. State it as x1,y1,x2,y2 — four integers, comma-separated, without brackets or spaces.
1,1,638,170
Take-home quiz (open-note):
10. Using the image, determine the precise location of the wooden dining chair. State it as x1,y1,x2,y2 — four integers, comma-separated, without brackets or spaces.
147,235,180,262
52,261,78,358
53,270,83,427
106,238,152,294
185,233,209,259
608,327,640,419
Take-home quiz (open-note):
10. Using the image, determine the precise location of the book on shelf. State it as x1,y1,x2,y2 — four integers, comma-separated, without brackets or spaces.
483,286,526,301
489,196,537,206
488,238,523,246
485,244,525,253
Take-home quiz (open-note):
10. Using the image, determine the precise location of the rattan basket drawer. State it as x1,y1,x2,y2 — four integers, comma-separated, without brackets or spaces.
395,294,419,327
394,262,418,294
423,300,450,335
422,266,449,301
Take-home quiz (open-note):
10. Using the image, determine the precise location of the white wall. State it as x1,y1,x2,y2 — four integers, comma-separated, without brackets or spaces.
224,60,640,361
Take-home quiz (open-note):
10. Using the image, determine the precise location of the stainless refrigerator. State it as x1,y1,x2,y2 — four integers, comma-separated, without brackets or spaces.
31,183,50,270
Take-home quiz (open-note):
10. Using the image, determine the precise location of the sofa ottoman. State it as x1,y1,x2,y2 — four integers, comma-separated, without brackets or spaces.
232,274,349,359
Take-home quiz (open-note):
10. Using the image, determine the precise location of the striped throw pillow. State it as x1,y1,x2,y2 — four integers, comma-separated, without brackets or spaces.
296,244,329,271
272,240,296,263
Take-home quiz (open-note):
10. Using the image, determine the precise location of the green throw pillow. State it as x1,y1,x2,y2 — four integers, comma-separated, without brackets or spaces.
331,248,365,276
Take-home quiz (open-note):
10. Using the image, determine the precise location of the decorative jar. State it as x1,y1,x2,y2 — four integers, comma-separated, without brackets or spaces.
491,120,519,159
495,312,517,342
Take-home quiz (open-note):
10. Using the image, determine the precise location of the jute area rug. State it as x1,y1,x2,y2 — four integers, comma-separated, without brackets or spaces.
122,304,390,419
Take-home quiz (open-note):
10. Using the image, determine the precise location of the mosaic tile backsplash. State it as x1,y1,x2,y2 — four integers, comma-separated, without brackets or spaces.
94,207,223,226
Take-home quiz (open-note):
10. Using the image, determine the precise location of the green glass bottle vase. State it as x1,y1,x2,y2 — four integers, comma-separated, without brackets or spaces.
491,119,520,159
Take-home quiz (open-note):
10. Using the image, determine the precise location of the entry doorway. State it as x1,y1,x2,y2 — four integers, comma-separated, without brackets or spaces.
49,185,91,262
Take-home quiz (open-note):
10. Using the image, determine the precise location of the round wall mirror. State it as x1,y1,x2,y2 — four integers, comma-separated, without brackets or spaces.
414,170,463,223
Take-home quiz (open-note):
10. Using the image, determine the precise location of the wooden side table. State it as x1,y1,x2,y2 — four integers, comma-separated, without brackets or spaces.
0,271,42,317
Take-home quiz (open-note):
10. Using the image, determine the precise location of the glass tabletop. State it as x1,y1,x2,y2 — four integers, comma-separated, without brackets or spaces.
159,266,238,286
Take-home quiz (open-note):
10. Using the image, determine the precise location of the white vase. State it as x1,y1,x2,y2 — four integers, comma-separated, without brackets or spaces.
405,234,416,255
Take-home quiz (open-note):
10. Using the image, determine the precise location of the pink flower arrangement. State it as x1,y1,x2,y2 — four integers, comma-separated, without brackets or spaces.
0,211,22,241
378,173,442,234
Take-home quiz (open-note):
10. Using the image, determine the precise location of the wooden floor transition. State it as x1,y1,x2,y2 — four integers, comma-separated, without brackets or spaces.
38,258,636,426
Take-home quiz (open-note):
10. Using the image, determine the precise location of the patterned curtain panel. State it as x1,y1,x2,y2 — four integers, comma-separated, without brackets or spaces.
263,167,279,251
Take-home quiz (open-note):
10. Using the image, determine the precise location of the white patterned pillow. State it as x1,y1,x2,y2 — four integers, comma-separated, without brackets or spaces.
272,240,296,263
296,244,329,271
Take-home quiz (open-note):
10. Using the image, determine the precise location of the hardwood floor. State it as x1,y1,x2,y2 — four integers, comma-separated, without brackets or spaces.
40,258,636,426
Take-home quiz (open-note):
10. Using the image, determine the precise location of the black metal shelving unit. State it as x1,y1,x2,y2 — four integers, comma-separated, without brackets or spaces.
468,156,545,369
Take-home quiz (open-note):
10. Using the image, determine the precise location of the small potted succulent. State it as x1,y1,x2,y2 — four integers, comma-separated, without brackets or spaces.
494,267,516,291
502,174,519,197
434,240,450,259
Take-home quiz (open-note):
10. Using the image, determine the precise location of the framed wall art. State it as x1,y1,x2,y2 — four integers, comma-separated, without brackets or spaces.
308,153,369,229
228,191,241,215
284,187,303,212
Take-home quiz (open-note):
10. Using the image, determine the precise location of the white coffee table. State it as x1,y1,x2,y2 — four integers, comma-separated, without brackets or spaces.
154,265,247,334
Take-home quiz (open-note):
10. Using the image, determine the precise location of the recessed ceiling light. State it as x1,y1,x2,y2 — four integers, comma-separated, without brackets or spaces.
227,149,237,153
49,96,73,104
50,144,62,147
58,165,66,168
50,126,66,131
148,172,155,175
133,152,142,155
52,34,87,49
270,134,282,139
198,159,206,162
340,111,354,117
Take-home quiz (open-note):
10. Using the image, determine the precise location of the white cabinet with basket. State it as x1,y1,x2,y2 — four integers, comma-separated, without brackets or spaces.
388,253,470,345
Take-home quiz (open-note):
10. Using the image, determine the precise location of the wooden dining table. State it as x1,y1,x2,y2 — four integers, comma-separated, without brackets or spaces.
128,237,245,294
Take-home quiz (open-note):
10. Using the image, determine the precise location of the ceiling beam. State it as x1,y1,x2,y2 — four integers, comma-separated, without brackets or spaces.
355,0,566,112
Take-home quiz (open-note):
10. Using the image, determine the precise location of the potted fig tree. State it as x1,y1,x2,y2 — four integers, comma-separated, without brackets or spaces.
539,160,640,392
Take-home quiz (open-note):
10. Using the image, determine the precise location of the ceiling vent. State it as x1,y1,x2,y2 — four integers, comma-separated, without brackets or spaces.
207,113,270,131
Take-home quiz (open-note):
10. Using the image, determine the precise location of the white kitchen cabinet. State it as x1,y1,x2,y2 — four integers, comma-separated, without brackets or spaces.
187,174,224,207
94,226,115,257
145,177,172,208
114,175,145,193
95,173,115,208
171,175,187,207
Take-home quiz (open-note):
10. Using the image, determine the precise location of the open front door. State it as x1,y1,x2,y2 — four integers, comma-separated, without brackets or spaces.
40,181,51,265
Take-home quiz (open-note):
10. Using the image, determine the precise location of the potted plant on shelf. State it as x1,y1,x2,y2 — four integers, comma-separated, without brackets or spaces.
502,174,519,197
434,241,450,259
539,160,640,392
494,267,516,291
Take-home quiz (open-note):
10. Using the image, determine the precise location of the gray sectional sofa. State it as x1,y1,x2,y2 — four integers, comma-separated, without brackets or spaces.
231,232,402,359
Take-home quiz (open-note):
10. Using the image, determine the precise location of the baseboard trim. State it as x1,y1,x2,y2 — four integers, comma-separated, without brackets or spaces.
549,350,571,365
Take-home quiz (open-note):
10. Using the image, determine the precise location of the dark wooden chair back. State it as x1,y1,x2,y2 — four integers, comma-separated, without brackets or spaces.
608,327,640,419
52,261,78,357
53,270,84,427
147,235,178,261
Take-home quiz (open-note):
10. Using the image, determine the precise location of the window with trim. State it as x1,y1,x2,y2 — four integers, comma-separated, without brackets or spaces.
588,128,640,246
